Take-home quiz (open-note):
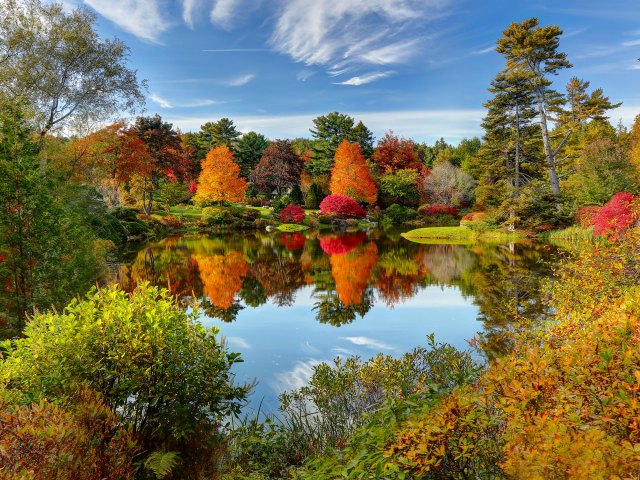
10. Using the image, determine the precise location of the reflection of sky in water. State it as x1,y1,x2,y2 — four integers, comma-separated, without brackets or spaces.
200,284,479,413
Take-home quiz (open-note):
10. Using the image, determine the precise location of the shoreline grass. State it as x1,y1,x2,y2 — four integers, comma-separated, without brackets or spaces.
401,226,523,243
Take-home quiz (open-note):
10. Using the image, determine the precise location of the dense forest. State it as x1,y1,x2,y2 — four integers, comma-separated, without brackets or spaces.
1,0,640,478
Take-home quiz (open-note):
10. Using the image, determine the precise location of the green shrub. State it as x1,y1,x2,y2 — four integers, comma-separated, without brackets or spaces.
0,283,249,461
202,206,229,226
382,204,417,225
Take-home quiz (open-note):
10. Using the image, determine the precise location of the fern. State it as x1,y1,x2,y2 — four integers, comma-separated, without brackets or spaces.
144,450,180,479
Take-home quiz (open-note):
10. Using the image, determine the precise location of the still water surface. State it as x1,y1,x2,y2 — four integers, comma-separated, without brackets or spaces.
117,230,556,411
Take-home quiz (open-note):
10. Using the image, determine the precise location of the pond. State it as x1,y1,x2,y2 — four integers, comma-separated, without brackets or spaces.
116,229,557,412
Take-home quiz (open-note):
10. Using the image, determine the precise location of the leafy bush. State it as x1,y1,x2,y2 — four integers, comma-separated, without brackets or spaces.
575,205,601,228
108,206,138,222
319,194,366,219
382,204,418,225
0,387,138,480
279,204,306,223
0,284,249,462
159,215,183,229
593,192,638,239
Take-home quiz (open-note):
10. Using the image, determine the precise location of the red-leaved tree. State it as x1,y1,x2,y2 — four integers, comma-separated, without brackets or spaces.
279,204,305,223
372,130,421,174
319,194,367,218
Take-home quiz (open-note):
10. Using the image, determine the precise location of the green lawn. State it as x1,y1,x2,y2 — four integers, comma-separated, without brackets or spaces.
169,205,204,219
402,226,523,243
276,223,309,232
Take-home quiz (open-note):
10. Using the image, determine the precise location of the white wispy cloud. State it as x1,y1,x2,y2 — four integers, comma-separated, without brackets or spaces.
296,69,316,81
269,0,447,72
471,45,495,55
224,73,255,86
181,0,202,29
335,71,393,86
210,0,241,29
83,0,169,43
359,39,422,64
149,93,217,108
340,336,396,350
150,93,173,108
622,39,640,47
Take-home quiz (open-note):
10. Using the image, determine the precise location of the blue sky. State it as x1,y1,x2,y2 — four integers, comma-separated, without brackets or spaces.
65,0,639,143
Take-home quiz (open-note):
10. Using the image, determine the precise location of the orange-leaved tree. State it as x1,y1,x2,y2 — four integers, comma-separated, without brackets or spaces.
330,140,377,204
194,146,247,205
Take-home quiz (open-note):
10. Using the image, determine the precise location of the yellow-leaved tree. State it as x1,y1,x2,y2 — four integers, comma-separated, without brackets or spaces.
194,146,247,204
330,140,377,204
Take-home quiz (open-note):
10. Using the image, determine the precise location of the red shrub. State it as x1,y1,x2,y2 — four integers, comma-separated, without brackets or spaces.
320,232,366,255
279,232,306,251
593,192,638,239
425,204,458,216
279,204,305,223
575,206,601,228
319,195,367,219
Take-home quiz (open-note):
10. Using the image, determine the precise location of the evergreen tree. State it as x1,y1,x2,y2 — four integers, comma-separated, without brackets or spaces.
305,182,324,209
474,72,543,227
308,112,355,176
236,131,269,178
198,118,240,153
496,18,571,194
351,121,375,159
290,184,304,205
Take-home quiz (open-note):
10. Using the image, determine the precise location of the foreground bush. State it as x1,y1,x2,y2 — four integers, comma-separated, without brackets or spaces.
0,284,249,476
0,387,138,480
291,230,640,479
593,191,638,239
319,194,367,219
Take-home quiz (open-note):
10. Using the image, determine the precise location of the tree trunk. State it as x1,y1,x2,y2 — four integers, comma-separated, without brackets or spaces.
536,94,561,194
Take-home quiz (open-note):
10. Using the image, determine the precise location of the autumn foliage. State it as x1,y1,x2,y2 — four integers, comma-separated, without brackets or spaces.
319,232,367,255
0,388,138,479
372,131,421,173
329,242,378,306
319,194,367,219
424,204,458,216
593,192,638,239
330,140,377,204
279,204,305,223
194,146,247,205
195,251,249,308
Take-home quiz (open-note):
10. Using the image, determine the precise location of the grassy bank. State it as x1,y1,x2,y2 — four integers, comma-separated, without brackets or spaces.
401,225,523,243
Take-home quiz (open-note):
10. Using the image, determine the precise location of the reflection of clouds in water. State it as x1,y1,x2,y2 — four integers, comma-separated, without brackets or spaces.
331,347,356,357
225,336,251,349
340,336,396,351
272,358,323,393
300,341,321,355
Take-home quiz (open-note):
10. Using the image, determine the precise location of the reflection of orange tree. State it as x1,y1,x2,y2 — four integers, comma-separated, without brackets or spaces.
329,242,378,306
194,251,249,309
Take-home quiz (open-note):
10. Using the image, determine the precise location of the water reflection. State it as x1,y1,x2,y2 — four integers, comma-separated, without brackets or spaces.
117,230,555,360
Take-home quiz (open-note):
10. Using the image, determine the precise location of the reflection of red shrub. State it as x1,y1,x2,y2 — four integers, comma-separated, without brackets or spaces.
320,232,366,255
426,204,458,216
593,192,637,239
279,204,305,223
319,195,366,219
279,232,306,251
575,206,601,228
